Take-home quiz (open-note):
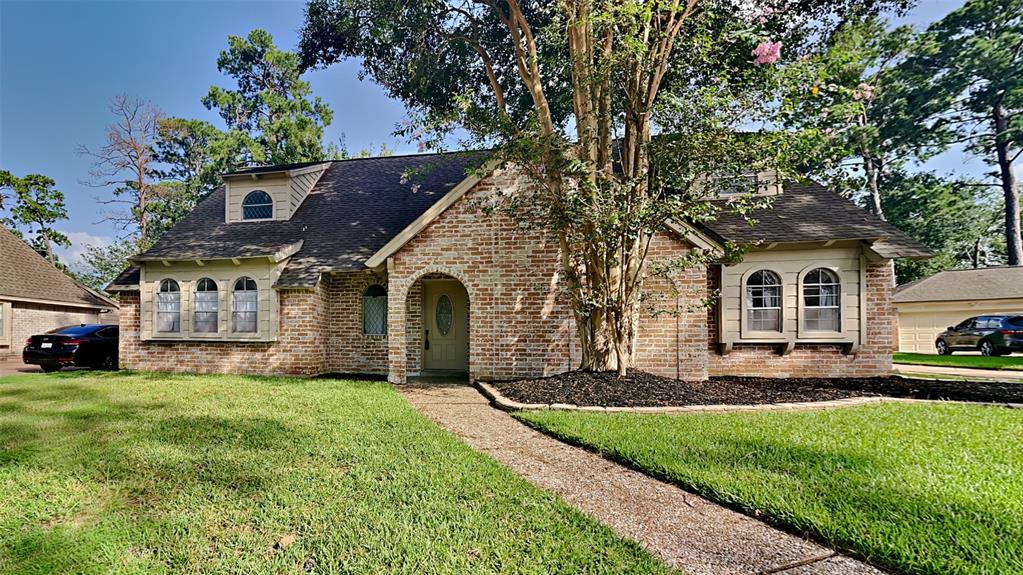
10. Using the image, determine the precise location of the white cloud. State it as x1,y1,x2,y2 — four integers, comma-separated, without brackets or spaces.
55,230,113,268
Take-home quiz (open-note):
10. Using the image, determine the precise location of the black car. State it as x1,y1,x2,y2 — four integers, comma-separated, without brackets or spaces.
23,324,119,372
935,315,1023,356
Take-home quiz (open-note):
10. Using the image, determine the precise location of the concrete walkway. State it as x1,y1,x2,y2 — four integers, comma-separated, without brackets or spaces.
401,384,883,575
895,363,1023,382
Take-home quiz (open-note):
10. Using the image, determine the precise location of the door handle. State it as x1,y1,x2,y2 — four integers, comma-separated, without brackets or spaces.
424,329,430,350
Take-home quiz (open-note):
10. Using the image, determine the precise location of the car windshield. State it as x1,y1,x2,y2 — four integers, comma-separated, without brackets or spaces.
49,325,97,337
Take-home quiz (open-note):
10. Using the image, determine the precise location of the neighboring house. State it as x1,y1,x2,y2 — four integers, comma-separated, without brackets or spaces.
894,267,1023,353
0,226,118,358
106,153,930,381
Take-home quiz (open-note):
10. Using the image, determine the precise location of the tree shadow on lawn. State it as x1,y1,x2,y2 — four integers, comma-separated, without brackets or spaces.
525,422,1020,574
0,377,324,574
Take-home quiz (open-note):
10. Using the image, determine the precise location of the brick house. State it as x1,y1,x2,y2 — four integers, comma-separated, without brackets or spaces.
1,226,118,358
106,153,930,381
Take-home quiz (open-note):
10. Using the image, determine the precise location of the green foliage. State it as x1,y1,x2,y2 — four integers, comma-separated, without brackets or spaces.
900,0,1023,263
780,16,932,198
880,171,1003,283
0,170,70,265
0,372,671,574
204,29,334,166
518,403,1023,575
68,237,142,293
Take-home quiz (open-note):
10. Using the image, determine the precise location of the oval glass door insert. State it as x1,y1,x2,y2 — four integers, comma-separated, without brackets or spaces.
436,294,453,335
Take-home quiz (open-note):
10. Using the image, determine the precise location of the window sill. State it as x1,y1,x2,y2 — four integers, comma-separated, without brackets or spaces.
144,334,276,343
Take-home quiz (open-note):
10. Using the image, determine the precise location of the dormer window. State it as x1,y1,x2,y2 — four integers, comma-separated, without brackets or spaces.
242,191,273,220
713,173,759,196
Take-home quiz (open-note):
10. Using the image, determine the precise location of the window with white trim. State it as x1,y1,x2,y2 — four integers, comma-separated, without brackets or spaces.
242,191,273,220
802,268,841,331
157,279,181,333
363,284,387,335
745,270,782,332
193,278,219,333
232,277,258,333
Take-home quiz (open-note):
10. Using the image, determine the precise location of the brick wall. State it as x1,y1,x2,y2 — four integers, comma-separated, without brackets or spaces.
708,260,894,378
118,285,330,376
323,272,389,375
0,301,103,358
386,167,702,382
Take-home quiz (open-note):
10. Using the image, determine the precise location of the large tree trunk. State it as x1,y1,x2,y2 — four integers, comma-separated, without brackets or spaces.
863,154,885,220
994,106,1022,266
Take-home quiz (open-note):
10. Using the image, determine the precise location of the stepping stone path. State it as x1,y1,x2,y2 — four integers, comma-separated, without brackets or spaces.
401,383,884,575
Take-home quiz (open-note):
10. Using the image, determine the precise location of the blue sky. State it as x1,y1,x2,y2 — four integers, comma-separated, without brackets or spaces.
0,0,976,265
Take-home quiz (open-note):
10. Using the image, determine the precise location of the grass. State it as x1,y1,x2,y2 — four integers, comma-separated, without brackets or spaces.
894,352,1023,371
516,404,1023,575
0,371,672,575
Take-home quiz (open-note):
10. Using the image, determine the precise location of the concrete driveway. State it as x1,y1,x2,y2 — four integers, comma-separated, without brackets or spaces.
0,357,43,376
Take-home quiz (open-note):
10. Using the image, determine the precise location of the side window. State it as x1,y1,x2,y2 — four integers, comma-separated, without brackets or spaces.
242,191,273,220
802,268,841,332
97,327,118,338
193,278,219,333
232,277,259,333
363,284,387,335
955,318,975,330
745,270,782,332
156,279,181,333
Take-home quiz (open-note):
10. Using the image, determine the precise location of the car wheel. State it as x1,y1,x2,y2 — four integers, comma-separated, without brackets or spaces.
40,363,61,373
99,354,117,371
980,340,997,357
936,340,952,355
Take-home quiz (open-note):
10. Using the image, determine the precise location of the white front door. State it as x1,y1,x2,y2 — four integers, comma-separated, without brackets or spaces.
422,279,469,372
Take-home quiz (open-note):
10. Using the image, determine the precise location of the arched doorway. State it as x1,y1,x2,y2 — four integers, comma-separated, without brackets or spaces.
405,273,470,378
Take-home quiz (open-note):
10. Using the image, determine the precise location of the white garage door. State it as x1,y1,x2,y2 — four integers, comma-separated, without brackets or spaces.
898,311,975,353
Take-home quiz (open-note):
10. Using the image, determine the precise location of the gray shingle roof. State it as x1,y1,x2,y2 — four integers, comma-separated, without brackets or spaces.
700,180,932,258
113,156,931,291
894,267,1023,303
0,226,117,308
133,152,485,288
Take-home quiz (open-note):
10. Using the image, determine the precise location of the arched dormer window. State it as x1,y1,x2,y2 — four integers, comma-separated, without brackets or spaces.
157,279,181,333
745,270,782,332
802,268,841,332
363,284,387,335
242,191,273,220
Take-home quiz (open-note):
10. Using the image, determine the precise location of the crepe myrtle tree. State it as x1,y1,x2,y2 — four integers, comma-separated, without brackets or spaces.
301,0,911,374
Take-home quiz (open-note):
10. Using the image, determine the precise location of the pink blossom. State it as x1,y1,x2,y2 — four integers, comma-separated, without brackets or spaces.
417,141,427,153
752,41,782,65
399,174,408,185
410,183,421,194
853,82,875,102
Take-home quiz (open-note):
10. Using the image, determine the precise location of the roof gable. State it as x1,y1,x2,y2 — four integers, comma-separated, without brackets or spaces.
0,226,116,308
894,267,1023,303
699,180,932,258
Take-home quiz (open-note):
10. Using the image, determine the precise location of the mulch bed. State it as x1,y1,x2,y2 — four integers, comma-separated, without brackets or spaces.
489,370,1023,408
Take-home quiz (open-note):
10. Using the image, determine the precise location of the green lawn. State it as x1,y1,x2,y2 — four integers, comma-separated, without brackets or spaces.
516,404,1023,575
0,372,671,575
894,352,1023,371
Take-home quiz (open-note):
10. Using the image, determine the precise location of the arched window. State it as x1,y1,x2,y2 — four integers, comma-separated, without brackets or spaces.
193,278,219,333
157,279,181,333
242,191,273,220
232,277,258,333
803,268,841,332
363,284,387,335
746,270,782,332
